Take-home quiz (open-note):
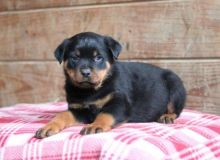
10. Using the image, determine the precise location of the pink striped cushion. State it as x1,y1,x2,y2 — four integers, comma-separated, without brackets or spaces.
0,102,220,160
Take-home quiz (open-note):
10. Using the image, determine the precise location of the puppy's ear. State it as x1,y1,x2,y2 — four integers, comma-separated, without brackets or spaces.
104,36,122,60
54,39,70,64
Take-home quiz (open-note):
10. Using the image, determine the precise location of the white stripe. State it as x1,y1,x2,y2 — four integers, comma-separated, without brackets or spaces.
0,148,5,160
32,140,37,160
134,140,165,159
22,143,28,159
62,136,70,160
38,141,43,160
5,134,32,146
73,136,81,159
76,135,84,160
117,143,131,160
111,141,128,159
68,135,79,159
181,129,207,143
102,139,121,159
27,142,32,160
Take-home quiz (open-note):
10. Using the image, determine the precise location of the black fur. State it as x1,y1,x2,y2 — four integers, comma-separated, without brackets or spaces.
54,39,70,64
55,32,186,128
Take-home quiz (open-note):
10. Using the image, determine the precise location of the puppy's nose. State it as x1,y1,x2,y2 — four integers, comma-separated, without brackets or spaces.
80,68,91,77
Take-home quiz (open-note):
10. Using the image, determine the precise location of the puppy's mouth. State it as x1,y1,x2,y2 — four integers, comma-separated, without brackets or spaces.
76,80,100,88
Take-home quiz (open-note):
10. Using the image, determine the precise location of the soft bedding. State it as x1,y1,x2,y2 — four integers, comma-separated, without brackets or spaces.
0,102,220,160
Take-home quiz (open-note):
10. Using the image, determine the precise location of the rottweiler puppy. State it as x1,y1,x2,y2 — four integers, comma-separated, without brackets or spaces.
35,32,186,138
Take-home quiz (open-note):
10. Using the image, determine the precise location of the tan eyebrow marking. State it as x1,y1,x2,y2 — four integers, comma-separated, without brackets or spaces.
75,49,80,56
93,50,98,57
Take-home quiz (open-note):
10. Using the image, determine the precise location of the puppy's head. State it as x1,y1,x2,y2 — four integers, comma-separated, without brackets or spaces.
54,32,122,89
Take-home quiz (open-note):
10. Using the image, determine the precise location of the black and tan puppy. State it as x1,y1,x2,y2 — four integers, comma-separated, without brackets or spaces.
35,32,186,138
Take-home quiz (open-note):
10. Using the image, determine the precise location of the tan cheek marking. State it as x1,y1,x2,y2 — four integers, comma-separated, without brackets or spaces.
95,62,111,89
64,61,74,77
64,61,81,82
63,61,68,69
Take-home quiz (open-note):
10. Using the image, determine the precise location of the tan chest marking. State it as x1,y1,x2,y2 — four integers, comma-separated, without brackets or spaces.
69,94,113,109
69,103,83,109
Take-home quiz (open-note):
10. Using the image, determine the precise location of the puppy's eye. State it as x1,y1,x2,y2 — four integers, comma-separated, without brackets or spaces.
94,55,103,63
70,55,80,62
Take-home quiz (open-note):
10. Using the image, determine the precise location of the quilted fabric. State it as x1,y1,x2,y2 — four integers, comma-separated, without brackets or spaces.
0,102,220,160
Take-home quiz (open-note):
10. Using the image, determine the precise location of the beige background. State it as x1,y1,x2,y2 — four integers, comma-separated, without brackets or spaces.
0,0,220,115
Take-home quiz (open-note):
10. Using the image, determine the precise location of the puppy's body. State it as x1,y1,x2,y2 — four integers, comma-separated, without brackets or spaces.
67,61,185,123
35,32,186,138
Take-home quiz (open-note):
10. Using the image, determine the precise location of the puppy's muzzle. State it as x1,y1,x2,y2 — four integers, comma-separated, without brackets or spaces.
80,68,91,78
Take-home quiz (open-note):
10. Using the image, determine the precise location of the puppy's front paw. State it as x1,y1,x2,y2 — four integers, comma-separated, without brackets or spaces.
158,113,177,124
80,123,111,135
35,122,61,139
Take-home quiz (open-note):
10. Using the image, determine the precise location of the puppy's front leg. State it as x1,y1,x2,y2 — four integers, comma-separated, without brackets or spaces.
35,111,78,138
80,95,128,135
80,113,115,135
